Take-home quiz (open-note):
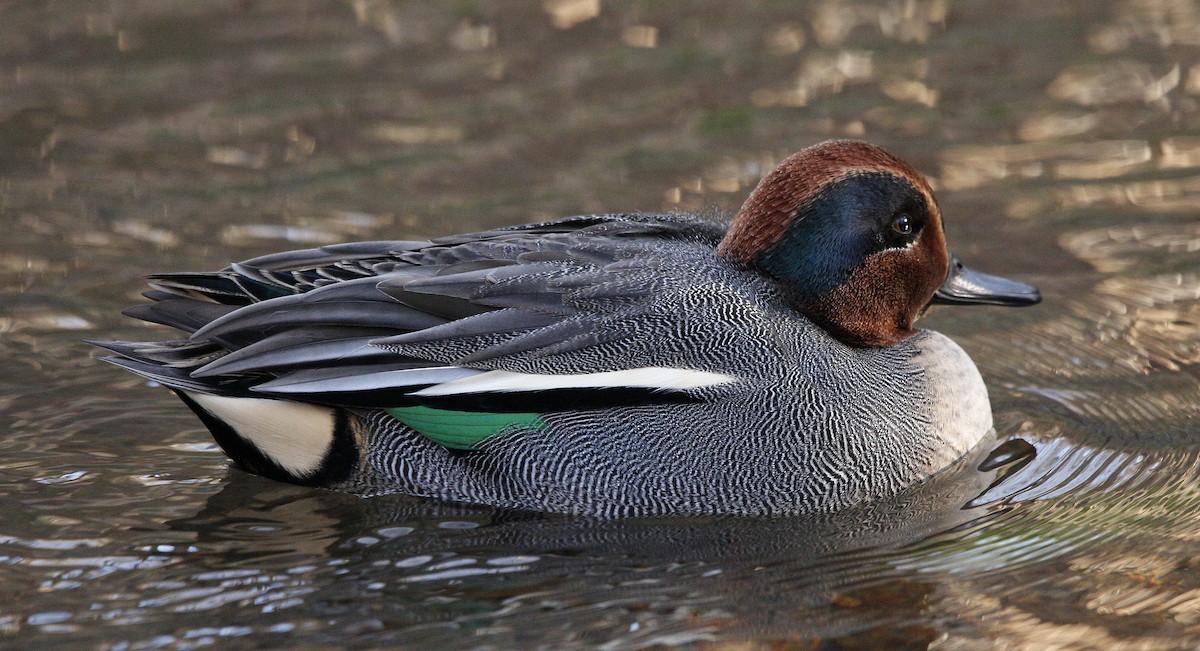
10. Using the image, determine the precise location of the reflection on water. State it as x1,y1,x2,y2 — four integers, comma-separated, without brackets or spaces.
2,0,1199,648
941,140,1155,191
1049,61,1180,107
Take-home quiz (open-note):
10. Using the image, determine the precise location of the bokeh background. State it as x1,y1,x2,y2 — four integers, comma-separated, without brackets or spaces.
2,1,1199,649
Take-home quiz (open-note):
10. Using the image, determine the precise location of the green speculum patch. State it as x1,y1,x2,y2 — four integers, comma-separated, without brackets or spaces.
385,405,546,450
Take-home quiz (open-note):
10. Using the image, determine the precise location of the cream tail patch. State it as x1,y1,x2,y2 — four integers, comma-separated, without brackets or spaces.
186,392,336,478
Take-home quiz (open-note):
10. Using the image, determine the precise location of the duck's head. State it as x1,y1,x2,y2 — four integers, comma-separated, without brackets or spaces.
717,140,1040,347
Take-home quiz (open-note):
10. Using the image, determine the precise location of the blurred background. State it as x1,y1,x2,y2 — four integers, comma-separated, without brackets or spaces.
2,1,1198,649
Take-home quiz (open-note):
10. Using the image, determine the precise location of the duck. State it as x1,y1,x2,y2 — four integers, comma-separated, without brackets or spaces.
94,140,1040,517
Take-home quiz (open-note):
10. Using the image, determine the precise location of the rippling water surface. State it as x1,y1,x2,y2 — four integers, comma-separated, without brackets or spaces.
2,2,1199,648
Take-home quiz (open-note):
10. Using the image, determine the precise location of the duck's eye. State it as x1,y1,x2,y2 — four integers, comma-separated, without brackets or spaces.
892,214,913,236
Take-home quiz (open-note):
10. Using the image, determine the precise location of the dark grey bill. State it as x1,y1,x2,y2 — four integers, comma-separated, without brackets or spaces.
931,255,1041,307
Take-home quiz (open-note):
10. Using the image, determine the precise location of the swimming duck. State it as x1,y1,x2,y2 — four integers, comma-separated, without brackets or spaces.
95,140,1040,517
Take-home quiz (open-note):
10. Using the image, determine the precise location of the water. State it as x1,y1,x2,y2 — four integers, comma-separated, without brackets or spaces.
2,1,1198,648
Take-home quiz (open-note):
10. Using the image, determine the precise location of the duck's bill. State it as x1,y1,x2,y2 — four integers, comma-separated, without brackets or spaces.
931,255,1041,307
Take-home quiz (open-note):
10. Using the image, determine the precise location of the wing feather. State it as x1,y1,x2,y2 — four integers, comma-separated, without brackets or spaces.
104,213,738,414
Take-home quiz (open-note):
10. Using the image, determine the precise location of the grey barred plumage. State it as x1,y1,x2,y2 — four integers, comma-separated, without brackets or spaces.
94,140,1039,516
346,317,983,517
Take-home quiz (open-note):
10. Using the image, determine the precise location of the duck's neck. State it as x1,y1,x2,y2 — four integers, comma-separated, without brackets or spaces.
789,258,917,348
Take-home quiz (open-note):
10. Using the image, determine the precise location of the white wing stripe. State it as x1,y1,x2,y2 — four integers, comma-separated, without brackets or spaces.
412,367,737,396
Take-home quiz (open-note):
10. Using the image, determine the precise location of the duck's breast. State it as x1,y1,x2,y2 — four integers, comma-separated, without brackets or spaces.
906,329,994,467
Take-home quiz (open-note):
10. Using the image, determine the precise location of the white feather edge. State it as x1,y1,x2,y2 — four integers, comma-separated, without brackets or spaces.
186,391,334,477
412,366,737,397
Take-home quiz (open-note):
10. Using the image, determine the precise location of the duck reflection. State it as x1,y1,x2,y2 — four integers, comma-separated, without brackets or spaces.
162,435,1035,644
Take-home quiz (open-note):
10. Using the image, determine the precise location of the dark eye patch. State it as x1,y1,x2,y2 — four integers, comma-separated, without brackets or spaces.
878,191,928,249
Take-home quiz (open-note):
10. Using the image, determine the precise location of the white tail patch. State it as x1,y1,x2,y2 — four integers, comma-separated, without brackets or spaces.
186,392,335,478
412,366,737,397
